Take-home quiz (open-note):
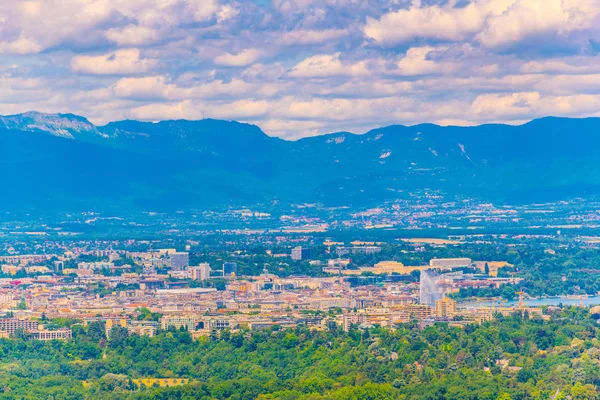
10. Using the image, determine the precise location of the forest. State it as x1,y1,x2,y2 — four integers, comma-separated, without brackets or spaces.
1,307,600,399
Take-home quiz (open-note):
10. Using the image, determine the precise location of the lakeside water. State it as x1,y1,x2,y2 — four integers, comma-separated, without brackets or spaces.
461,296,600,309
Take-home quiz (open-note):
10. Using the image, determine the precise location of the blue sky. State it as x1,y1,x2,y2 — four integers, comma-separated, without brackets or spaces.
1,0,600,138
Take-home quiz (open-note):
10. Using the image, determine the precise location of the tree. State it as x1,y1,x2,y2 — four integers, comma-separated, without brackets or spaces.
502,286,516,301
571,382,598,400
108,326,129,348
87,321,106,342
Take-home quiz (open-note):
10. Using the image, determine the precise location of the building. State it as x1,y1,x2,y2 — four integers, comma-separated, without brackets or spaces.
128,321,159,337
404,304,432,320
0,318,39,335
435,297,456,318
291,246,312,261
223,262,237,277
169,252,190,271
105,318,129,337
160,315,198,331
77,262,114,270
429,258,472,269
189,263,211,281
31,328,72,340
343,313,365,331
336,246,381,256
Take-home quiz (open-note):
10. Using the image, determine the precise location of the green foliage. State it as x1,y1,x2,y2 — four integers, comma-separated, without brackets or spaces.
0,308,598,399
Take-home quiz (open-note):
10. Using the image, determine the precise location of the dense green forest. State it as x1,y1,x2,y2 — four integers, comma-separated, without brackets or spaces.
2,308,600,399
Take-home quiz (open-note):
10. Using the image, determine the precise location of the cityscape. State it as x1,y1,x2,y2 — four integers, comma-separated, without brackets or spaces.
3,0,600,398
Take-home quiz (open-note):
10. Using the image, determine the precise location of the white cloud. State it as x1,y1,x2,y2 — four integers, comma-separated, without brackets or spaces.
0,0,230,54
478,0,600,48
363,3,489,45
393,46,456,76
276,29,349,45
278,96,414,121
216,5,238,22
364,0,600,48
112,75,277,101
214,49,262,67
105,25,161,46
1,0,600,138
0,36,42,55
71,48,157,75
130,100,204,121
113,75,173,99
185,0,221,22
471,92,541,118
288,53,371,78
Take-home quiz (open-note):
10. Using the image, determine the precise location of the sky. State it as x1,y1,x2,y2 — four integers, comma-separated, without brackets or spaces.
1,0,600,139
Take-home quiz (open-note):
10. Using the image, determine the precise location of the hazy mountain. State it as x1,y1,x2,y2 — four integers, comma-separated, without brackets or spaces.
2,112,600,212
0,111,103,140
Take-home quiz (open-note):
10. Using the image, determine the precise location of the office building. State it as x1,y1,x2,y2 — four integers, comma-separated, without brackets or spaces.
169,252,190,270
223,262,237,276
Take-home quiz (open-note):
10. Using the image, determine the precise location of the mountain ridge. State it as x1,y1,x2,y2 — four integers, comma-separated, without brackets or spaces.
2,111,600,213
4,110,598,142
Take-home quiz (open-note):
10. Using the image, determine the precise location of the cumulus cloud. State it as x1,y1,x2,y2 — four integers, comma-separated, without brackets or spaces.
1,0,600,138
71,49,157,75
0,36,42,55
363,3,487,45
472,92,541,118
105,25,161,46
130,100,204,121
364,0,600,48
288,53,372,78
393,46,457,76
477,0,600,48
214,49,262,67
276,29,349,45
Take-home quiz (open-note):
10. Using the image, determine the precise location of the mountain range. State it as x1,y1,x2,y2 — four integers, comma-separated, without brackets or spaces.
2,111,600,213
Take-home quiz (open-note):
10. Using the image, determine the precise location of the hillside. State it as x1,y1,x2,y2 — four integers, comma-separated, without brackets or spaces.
2,112,600,212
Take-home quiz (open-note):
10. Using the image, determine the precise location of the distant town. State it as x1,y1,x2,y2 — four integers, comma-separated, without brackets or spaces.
0,226,585,342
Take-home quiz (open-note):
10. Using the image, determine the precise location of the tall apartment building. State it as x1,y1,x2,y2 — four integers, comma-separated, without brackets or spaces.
189,263,211,281
435,297,457,318
291,247,312,261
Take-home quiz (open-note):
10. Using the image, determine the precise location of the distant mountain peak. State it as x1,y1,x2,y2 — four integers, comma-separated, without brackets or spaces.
0,111,99,139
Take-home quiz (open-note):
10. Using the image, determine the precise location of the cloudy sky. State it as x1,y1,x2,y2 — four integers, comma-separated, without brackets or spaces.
1,0,600,139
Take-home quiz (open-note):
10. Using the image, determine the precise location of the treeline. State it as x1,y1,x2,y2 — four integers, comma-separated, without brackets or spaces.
0,308,600,398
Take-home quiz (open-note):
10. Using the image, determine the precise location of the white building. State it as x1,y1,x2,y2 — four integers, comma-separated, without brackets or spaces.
189,263,211,281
